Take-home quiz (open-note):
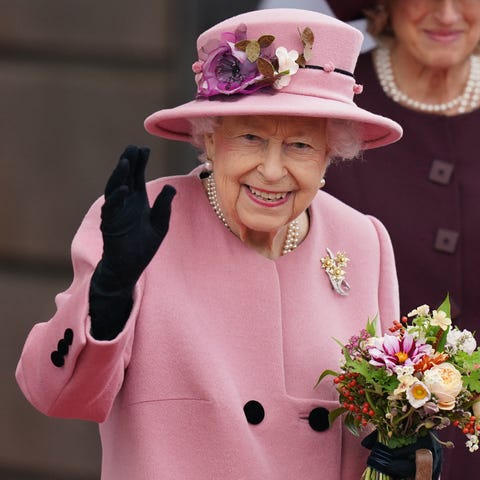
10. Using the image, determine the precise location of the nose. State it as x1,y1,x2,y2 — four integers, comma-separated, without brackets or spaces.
433,0,462,24
257,142,287,182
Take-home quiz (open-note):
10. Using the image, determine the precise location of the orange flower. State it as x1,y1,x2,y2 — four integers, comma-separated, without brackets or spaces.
414,352,449,372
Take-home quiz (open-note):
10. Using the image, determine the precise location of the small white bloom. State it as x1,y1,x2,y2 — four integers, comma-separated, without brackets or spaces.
394,365,416,396
394,372,416,396
431,310,452,331
395,365,415,377
447,328,477,355
273,47,299,89
466,434,479,453
408,304,430,317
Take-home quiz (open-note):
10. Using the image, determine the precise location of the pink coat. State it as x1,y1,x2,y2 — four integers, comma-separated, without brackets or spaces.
16,170,399,479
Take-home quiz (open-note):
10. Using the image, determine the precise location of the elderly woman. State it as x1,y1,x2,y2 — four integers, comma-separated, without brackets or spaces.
323,2,480,478
17,8,405,480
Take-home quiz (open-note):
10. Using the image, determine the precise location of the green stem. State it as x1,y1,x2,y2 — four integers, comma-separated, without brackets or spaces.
392,406,414,427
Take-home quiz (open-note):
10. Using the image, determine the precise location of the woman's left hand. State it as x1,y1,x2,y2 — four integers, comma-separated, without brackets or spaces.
361,431,443,479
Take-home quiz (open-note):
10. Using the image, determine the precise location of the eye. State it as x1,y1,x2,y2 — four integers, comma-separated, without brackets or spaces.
288,141,313,150
243,133,261,142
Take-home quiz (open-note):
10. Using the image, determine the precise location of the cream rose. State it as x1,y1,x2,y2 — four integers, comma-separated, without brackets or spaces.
423,363,463,410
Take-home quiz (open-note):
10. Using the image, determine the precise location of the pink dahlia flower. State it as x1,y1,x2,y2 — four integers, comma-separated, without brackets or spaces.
368,332,432,372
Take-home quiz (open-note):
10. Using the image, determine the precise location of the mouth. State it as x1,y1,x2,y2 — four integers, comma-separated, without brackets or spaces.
424,29,462,43
246,185,291,206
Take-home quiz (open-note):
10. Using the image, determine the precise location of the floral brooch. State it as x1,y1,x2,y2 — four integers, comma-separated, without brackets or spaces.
321,248,350,296
193,23,314,97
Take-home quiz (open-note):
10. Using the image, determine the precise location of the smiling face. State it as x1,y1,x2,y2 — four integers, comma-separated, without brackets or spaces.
204,115,328,246
389,0,480,69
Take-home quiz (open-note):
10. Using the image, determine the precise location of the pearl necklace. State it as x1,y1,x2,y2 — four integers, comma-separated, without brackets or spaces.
374,46,480,114
205,173,300,255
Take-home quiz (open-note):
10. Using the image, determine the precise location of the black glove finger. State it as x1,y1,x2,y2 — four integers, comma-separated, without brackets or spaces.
150,185,176,238
132,147,150,192
101,185,129,225
361,430,378,450
104,156,130,198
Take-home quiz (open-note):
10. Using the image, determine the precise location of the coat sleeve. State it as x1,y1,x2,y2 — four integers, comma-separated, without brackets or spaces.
15,197,143,423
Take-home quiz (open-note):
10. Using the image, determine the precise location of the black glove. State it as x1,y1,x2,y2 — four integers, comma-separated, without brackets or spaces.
361,431,443,480
89,145,176,340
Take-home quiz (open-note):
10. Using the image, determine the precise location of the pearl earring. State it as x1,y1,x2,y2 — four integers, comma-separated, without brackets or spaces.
319,178,326,189
204,159,213,171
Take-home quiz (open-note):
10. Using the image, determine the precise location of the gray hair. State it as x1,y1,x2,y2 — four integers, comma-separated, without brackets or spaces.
188,116,362,163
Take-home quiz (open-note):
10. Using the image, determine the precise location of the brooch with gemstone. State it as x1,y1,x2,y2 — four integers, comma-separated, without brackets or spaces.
321,248,350,296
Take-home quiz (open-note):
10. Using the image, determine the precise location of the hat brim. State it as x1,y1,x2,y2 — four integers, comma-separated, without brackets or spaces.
144,92,402,150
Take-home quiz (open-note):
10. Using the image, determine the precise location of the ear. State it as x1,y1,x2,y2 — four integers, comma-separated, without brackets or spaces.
204,133,215,161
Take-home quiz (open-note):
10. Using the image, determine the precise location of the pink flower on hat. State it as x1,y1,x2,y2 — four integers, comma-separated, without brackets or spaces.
194,24,316,98
195,29,263,97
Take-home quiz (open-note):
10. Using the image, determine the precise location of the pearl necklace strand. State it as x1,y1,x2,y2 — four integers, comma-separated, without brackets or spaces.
205,173,300,255
375,46,480,114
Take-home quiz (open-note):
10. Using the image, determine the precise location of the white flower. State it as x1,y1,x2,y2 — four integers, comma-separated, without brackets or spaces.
273,47,299,89
408,304,430,317
395,365,415,377
406,381,431,408
430,310,452,331
466,434,479,453
446,328,477,355
394,371,416,396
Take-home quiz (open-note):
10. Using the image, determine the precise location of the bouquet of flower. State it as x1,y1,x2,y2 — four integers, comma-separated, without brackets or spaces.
318,296,480,479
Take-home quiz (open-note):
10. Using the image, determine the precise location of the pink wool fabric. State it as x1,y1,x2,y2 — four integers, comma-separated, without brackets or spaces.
16,171,399,479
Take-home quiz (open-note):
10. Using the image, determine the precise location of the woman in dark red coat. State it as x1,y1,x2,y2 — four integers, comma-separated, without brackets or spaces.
325,1,480,479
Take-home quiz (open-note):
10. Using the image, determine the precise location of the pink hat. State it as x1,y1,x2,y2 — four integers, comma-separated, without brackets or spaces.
144,8,401,150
